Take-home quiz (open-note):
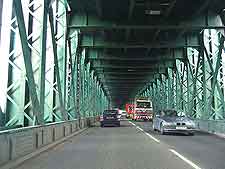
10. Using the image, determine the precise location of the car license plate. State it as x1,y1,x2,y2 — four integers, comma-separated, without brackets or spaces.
106,117,114,119
176,126,187,130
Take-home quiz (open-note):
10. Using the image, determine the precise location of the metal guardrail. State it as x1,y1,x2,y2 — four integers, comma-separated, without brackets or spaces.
193,119,225,134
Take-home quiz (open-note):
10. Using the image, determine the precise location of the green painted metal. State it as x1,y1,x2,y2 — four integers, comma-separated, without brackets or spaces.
49,6,67,121
39,0,50,123
0,0,109,130
54,0,68,121
13,0,43,125
3,0,225,130
142,30,225,122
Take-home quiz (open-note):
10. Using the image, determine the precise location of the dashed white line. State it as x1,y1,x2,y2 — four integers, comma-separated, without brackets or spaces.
144,132,160,143
136,126,144,131
129,121,202,168
129,121,160,143
129,121,136,126
169,149,202,169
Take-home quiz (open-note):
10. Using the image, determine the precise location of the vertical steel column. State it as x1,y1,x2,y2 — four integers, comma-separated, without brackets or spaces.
55,0,68,121
203,30,225,120
76,49,81,124
86,62,91,117
49,6,67,121
38,0,49,123
13,0,43,125
80,50,85,117
69,31,79,119
167,68,175,109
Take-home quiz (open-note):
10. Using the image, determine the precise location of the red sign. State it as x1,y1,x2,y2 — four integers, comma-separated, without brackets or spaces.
125,104,134,114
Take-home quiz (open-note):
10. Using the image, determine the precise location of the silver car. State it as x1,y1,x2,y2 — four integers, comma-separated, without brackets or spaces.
152,110,196,135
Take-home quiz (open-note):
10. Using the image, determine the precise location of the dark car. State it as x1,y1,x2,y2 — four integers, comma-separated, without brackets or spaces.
100,110,120,127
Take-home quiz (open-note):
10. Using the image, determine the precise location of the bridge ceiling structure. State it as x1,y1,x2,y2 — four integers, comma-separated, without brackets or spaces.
0,0,225,130
68,0,225,107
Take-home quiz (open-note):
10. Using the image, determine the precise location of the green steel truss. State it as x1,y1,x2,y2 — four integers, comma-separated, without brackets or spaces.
0,0,108,128
140,31,225,120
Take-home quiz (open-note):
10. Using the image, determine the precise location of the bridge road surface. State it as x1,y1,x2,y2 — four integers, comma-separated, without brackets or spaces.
13,120,225,169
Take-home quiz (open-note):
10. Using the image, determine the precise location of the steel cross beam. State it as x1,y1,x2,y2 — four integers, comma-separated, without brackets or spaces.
149,0,177,55
69,12,225,30
14,0,43,125
124,0,135,52
81,43,198,49
49,7,67,121
80,34,199,49
69,24,225,30
178,0,212,37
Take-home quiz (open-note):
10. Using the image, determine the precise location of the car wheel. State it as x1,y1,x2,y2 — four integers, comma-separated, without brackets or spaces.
118,124,120,127
160,123,165,135
188,132,194,136
100,123,104,127
152,123,157,131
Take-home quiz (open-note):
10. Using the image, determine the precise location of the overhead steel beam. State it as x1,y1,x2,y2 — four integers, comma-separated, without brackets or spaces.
92,62,174,69
93,65,159,69
103,80,150,83
124,0,135,52
150,0,177,52
95,0,102,17
178,0,215,37
89,55,165,61
128,0,135,19
69,13,225,30
100,77,152,80
96,71,154,74
81,33,199,48
70,24,225,30
81,44,198,49
92,60,160,65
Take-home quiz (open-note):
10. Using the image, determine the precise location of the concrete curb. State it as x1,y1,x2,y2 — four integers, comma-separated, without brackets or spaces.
197,129,225,139
0,128,88,169
211,132,225,139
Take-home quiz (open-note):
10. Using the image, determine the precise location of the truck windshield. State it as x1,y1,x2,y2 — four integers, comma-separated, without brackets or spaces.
136,101,151,108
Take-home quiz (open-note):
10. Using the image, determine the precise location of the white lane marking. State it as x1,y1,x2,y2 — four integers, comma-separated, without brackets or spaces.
145,132,160,143
129,121,160,143
169,149,202,169
136,126,144,131
129,121,136,126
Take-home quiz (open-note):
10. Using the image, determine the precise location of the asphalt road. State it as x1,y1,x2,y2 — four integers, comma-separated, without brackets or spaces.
14,120,225,169
133,121,225,169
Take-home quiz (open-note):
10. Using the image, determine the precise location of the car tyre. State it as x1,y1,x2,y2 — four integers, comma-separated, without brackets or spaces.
160,123,165,135
152,124,157,131
100,123,104,127
188,132,194,136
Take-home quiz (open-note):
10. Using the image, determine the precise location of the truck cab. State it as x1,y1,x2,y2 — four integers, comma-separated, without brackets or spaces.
133,98,153,121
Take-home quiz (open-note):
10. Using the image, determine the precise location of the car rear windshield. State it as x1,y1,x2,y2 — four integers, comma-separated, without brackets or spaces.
103,110,118,114
162,110,186,117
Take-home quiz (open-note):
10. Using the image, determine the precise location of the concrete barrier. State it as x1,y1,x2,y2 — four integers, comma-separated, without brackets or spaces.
0,117,97,168
194,119,225,136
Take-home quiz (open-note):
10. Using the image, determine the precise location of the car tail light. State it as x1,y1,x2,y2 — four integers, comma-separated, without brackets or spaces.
100,115,103,121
